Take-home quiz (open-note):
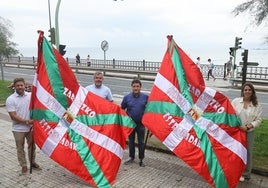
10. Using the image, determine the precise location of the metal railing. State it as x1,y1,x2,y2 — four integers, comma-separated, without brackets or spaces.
1,56,267,85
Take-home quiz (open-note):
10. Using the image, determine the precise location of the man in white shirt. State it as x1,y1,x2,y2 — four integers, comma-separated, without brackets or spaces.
85,71,113,102
6,77,40,174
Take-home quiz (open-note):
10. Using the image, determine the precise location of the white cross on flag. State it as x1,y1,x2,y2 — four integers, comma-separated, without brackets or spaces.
142,35,247,188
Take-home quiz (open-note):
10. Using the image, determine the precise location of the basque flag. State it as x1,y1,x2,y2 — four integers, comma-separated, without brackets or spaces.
142,35,246,188
30,31,136,187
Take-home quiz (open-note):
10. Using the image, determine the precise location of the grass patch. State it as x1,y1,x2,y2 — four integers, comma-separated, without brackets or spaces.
253,119,268,171
0,80,13,105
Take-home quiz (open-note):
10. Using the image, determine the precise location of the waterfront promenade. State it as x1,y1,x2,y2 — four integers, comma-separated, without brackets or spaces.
0,78,268,188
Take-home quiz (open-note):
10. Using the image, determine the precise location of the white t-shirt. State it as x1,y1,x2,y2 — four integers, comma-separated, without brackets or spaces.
6,91,32,132
85,84,113,101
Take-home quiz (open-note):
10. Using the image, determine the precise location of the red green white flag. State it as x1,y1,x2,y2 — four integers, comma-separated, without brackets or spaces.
30,31,136,187
142,35,246,188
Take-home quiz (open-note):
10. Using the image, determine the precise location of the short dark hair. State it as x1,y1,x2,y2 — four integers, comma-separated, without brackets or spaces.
13,77,25,85
93,71,103,77
131,79,142,86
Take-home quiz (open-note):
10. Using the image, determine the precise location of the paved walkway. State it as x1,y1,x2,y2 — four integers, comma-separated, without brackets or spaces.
0,78,268,187
1,107,268,187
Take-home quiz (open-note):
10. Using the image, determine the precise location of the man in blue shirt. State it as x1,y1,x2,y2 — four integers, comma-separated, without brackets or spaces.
121,79,148,167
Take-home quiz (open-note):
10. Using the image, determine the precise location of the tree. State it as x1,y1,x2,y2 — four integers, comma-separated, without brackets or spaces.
232,0,268,26
0,16,19,58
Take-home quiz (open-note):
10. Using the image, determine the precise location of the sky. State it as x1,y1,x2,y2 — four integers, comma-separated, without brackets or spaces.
1,0,268,66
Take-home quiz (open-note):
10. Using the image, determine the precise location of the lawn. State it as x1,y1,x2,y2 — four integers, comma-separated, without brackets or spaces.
0,79,267,173
0,80,13,105
253,119,268,172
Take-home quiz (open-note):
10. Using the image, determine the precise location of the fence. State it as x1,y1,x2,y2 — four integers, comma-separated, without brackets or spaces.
1,56,268,85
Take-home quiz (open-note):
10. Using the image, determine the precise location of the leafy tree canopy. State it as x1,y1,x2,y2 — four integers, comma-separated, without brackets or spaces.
232,0,268,26
0,16,19,58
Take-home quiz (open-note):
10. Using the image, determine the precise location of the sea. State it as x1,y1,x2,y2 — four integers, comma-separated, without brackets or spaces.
18,46,268,67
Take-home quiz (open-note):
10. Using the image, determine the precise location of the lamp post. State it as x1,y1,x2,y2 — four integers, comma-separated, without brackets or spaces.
48,0,52,29
47,0,61,49
55,0,62,49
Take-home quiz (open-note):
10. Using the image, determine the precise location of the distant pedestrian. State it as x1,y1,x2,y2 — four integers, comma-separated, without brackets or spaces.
121,79,148,167
224,57,233,80
85,71,113,102
86,54,91,67
76,53,80,65
207,58,216,81
196,57,201,69
6,77,41,174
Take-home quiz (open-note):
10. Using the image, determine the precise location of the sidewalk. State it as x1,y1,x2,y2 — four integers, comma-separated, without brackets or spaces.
1,107,268,187
205,77,268,92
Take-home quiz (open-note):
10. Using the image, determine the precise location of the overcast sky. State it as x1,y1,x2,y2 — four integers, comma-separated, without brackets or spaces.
1,0,267,65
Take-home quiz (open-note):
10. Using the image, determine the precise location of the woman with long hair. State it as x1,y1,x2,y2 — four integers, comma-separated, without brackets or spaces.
231,82,262,182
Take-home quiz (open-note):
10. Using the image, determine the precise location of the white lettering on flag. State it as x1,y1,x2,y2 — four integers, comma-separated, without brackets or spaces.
195,87,215,112
163,118,194,151
69,86,87,115
42,121,68,156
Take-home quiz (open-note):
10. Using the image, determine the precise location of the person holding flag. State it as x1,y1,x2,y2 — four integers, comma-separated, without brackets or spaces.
6,77,41,174
121,79,148,167
30,31,136,187
232,82,262,182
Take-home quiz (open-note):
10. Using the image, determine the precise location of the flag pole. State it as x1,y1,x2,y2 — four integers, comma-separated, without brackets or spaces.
143,129,151,155
29,130,34,174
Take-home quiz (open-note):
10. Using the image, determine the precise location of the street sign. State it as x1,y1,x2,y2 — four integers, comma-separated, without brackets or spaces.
101,40,109,51
239,62,259,66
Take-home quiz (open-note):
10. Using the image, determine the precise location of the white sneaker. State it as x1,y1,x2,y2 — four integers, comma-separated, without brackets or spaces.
239,176,245,182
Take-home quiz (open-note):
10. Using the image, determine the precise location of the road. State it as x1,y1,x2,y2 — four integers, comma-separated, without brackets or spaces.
2,67,268,118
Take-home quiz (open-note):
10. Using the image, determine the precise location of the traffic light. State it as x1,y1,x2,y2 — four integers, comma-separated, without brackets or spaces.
241,49,248,63
229,47,235,57
241,49,248,86
48,27,55,45
235,37,242,49
59,44,66,56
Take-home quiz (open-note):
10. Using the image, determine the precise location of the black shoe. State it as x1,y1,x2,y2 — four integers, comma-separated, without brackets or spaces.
124,158,134,165
32,163,42,170
139,160,145,167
